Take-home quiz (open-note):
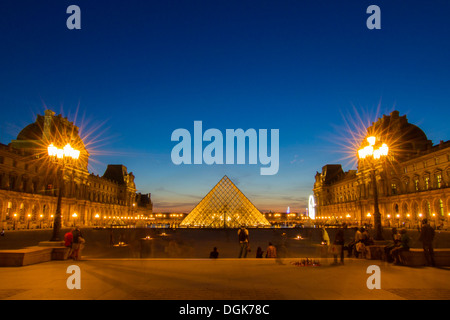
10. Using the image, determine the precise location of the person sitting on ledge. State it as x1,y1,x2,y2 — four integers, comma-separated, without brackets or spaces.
391,229,410,265
265,242,277,258
209,247,219,259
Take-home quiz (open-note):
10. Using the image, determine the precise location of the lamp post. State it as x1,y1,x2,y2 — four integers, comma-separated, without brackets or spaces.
358,136,389,240
47,143,80,241
13,213,17,230
72,212,78,227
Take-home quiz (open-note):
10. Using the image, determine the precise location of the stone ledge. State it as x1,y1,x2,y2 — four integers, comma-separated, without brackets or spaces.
0,247,52,267
0,244,71,267
400,248,450,266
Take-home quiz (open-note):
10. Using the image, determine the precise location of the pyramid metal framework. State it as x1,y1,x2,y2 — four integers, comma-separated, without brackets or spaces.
180,176,271,228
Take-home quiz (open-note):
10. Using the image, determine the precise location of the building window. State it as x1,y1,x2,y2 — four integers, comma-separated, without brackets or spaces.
413,164,417,171
426,201,431,217
414,179,419,191
439,199,444,217
391,183,398,195
403,167,407,174
425,177,430,190
437,174,442,188
6,202,12,221
435,157,440,165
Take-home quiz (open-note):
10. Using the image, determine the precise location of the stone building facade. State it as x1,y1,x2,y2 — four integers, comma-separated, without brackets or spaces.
313,111,450,229
0,110,152,230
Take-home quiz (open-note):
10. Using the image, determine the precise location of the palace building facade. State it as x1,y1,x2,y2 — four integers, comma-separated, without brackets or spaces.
0,110,152,230
313,111,450,229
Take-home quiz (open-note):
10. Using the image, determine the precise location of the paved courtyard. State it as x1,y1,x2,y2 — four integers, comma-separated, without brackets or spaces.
0,257,449,301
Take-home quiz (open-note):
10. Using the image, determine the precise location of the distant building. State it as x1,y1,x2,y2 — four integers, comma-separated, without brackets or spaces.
313,111,450,229
0,110,152,230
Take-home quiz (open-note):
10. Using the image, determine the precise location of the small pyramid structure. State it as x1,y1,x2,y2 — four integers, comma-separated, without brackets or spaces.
180,176,271,228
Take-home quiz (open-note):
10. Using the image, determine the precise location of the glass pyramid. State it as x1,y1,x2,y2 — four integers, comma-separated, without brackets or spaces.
180,176,271,228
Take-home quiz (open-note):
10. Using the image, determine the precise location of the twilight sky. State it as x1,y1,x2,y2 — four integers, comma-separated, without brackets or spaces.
1,0,449,213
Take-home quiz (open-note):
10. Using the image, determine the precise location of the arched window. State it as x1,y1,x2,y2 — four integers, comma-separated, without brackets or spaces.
438,199,444,217
424,200,431,218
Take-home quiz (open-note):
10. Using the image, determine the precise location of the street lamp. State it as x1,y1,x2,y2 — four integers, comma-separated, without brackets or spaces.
47,143,80,241
72,212,78,227
358,136,389,240
13,213,18,230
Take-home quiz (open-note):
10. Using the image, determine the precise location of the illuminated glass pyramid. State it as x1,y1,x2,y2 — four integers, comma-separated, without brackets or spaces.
180,176,271,228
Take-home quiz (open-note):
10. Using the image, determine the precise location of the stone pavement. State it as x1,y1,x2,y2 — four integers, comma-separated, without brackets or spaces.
0,257,449,301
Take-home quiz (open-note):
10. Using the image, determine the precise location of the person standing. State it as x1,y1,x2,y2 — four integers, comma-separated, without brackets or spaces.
419,219,436,267
64,228,74,259
347,227,362,257
238,226,249,258
71,226,85,261
265,242,277,258
332,229,345,264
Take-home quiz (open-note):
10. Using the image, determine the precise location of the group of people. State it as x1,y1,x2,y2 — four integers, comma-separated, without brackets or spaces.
331,219,437,267
209,221,438,265
384,219,436,266
345,227,374,259
209,226,281,259
238,226,280,259
64,226,85,260
321,227,351,264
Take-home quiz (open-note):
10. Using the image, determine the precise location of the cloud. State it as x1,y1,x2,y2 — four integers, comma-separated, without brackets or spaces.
290,154,304,165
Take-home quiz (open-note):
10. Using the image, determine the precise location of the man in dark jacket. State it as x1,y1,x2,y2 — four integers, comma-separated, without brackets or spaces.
419,219,436,267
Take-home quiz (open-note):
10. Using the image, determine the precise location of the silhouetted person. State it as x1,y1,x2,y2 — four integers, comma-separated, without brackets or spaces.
256,247,264,258
209,247,219,259
333,229,345,264
419,219,436,267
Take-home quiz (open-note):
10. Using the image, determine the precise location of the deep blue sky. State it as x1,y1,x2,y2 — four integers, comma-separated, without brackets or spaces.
1,1,449,212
